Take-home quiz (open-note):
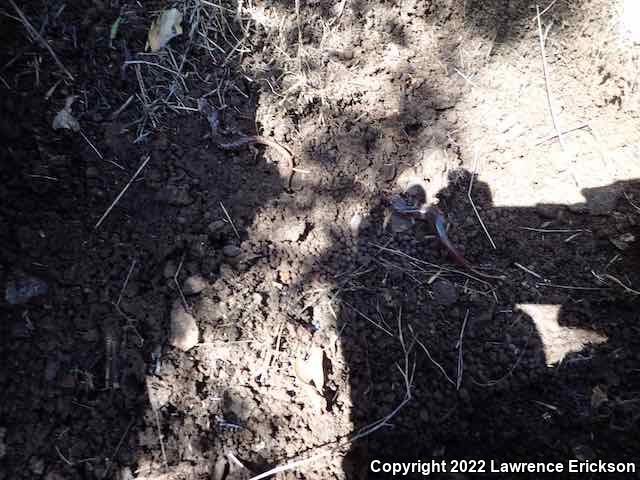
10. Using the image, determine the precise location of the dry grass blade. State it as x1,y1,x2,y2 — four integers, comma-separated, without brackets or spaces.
94,155,151,230
7,0,74,80
468,149,496,250
536,4,564,149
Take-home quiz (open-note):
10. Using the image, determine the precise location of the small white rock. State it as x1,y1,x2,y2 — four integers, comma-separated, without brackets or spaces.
349,213,369,236
182,274,207,295
169,302,199,351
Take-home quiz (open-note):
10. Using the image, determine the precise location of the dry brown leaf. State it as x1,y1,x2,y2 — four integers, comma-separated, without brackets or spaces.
147,8,183,52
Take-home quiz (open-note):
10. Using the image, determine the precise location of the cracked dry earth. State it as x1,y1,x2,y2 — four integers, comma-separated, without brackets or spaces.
1,0,640,479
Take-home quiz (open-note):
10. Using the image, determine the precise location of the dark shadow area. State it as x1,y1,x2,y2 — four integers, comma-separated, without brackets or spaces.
331,172,640,478
0,1,290,479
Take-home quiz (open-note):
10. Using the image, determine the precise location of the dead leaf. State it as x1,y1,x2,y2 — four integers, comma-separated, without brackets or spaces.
52,96,80,132
294,346,325,391
147,8,183,52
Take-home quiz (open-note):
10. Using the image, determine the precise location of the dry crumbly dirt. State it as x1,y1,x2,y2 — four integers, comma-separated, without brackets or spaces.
1,0,639,479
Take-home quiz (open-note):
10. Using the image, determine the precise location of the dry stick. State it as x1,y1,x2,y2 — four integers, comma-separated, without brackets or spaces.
596,273,640,295
536,122,590,145
536,4,564,150
342,301,394,337
94,155,151,230
456,309,469,390
101,418,135,479
536,283,604,291
468,151,496,250
116,259,137,307
111,95,135,119
454,67,478,88
55,445,73,466
514,262,543,280
174,253,189,311
519,226,588,233
412,334,455,386
2,13,48,73
534,0,561,21
7,0,74,80
563,232,582,243
79,129,104,159
219,201,241,240
153,408,168,471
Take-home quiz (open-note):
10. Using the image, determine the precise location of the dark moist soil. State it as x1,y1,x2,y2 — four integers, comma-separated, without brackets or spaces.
2,1,640,480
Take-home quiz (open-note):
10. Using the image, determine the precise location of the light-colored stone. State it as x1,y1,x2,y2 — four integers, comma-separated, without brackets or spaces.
182,274,207,295
349,213,369,236
169,302,199,351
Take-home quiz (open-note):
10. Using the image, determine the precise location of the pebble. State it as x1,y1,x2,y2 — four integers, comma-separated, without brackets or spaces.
182,274,207,295
169,302,199,351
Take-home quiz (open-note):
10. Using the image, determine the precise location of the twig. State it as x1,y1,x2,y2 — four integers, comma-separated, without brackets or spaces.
55,445,73,466
536,123,590,145
467,152,496,250
111,95,135,119
563,232,582,242
514,262,543,280
1,12,48,73
153,408,168,471
94,155,151,230
219,201,240,240
456,309,469,390
519,227,588,233
536,283,604,291
7,0,74,80
534,0,561,21
116,259,137,307
101,418,135,479
174,253,189,311
536,4,564,149
342,301,394,337
454,68,478,88
412,333,455,386
45,78,62,100
594,272,640,295
80,129,104,160
227,451,248,470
